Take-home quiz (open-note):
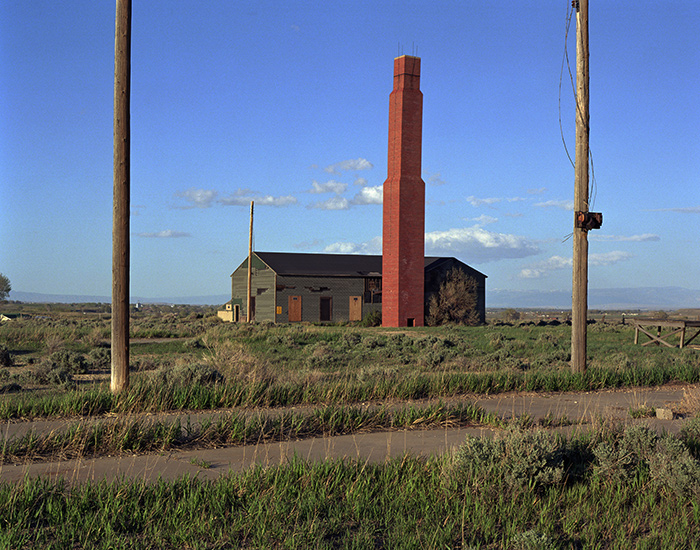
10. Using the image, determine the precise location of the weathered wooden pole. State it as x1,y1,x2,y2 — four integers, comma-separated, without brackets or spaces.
112,0,131,392
572,0,589,373
246,201,254,323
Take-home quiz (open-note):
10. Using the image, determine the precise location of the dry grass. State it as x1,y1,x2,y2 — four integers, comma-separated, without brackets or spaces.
202,337,272,384
676,386,700,417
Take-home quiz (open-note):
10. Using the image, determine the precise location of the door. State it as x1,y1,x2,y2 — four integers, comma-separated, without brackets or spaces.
349,296,362,322
288,295,302,322
320,297,332,322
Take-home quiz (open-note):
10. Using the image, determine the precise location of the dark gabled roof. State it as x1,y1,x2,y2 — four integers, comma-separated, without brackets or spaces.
255,252,383,277
252,252,486,279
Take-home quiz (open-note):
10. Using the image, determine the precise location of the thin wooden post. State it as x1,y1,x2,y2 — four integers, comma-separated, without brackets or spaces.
246,201,254,323
112,0,131,393
571,0,589,373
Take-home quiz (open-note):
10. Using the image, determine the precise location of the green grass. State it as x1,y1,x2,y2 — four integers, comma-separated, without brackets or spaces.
2,317,700,420
2,353,699,421
2,425,700,549
1,402,500,463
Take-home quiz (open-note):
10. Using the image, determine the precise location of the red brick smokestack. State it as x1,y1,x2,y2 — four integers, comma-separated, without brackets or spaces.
382,55,425,327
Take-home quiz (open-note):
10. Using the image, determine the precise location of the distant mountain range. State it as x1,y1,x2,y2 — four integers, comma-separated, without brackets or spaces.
9,291,230,306
9,287,700,311
487,287,700,310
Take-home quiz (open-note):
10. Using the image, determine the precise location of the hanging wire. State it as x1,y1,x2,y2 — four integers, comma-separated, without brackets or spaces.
559,2,576,169
559,0,598,211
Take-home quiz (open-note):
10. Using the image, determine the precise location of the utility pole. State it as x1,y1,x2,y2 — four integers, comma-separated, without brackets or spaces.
112,0,131,392
246,201,254,323
571,0,590,373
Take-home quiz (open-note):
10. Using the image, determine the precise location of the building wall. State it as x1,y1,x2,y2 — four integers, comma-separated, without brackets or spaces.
228,254,484,325
424,259,486,324
232,256,276,322
275,275,381,323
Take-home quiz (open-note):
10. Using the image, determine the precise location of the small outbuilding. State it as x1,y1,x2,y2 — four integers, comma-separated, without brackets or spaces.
224,252,486,325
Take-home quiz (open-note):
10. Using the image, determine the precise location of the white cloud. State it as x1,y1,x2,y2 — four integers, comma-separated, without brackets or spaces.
255,195,297,207
354,177,368,186
176,187,297,208
351,185,383,205
219,189,297,207
309,180,347,194
535,199,574,210
293,239,324,250
175,188,218,208
466,195,501,207
527,187,547,195
324,236,382,255
137,230,191,238
590,233,660,242
324,226,539,263
424,226,540,262
589,250,633,266
307,196,350,210
518,256,572,279
466,195,524,207
518,250,633,278
427,173,446,186
324,158,373,174
471,215,498,225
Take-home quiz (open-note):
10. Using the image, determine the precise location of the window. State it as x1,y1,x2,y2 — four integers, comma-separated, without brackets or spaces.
364,277,382,304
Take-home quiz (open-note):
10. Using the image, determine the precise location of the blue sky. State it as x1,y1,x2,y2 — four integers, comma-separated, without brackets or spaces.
1,1,698,303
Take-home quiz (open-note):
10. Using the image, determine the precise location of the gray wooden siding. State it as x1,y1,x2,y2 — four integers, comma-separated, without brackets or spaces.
276,275,380,323
231,257,277,322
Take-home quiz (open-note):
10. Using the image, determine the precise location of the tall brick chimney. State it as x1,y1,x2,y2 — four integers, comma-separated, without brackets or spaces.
382,55,425,327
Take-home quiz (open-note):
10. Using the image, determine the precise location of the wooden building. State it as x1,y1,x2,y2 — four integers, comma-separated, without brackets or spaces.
224,252,486,325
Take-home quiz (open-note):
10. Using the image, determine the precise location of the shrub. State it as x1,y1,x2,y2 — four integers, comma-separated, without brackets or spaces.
88,348,111,369
510,530,558,550
0,382,21,394
152,362,224,386
24,361,76,389
43,333,65,354
203,339,270,383
418,349,445,368
453,427,566,491
591,424,700,496
360,310,382,327
305,343,335,369
47,350,89,374
648,435,700,498
426,268,480,326
592,424,658,482
338,331,359,345
0,344,12,367
679,417,700,458
501,308,521,322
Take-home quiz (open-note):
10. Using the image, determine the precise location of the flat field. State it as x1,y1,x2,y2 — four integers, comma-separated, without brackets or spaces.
1,304,700,548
